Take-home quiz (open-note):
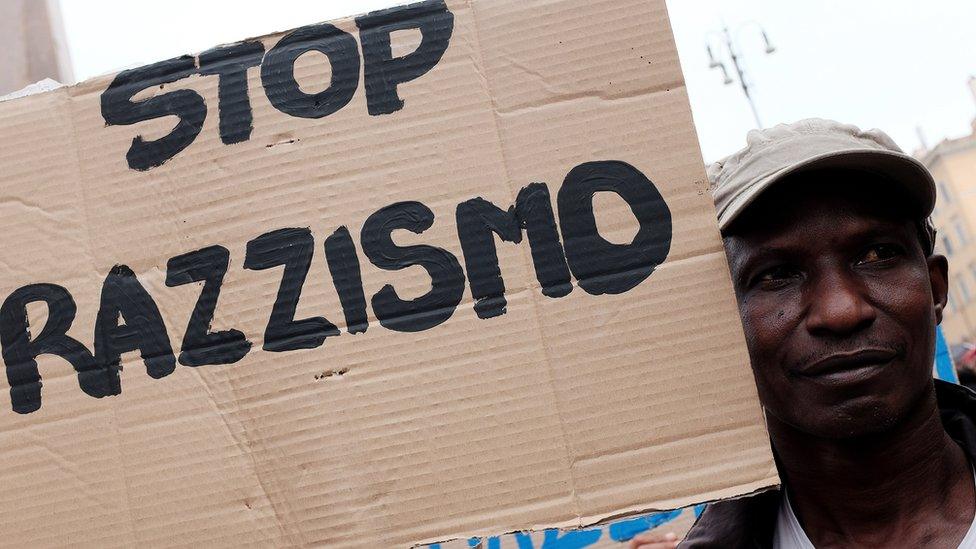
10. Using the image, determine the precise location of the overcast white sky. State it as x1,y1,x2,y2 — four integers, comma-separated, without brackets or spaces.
58,0,976,162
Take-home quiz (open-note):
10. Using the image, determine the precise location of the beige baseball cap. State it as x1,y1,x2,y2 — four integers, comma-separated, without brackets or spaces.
708,118,937,234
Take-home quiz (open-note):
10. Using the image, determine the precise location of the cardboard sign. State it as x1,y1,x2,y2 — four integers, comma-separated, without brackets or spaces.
0,0,777,546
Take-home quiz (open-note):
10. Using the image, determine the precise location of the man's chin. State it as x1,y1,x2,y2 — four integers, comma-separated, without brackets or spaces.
798,397,905,440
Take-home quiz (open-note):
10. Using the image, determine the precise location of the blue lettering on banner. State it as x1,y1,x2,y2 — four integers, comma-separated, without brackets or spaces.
429,508,685,548
608,509,683,542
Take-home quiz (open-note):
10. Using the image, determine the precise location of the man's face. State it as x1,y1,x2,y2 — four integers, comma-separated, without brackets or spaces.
723,172,948,439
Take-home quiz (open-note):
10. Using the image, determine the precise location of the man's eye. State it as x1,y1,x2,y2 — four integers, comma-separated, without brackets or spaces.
755,266,800,288
857,244,902,265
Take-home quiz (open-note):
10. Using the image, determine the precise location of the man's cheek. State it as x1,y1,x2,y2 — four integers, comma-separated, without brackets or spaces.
740,302,787,355
740,317,786,393
883,285,933,338
739,314,768,361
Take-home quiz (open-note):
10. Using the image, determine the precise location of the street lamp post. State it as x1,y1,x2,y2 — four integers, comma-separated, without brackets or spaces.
706,23,776,129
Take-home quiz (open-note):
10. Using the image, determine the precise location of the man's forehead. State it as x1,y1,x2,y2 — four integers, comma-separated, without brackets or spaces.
728,213,909,253
720,171,923,270
723,169,917,237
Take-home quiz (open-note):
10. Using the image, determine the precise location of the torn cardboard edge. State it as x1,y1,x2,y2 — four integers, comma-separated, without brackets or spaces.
414,478,780,547
0,78,63,102
417,483,782,548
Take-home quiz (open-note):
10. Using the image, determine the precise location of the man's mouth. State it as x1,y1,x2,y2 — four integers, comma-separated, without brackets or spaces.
795,349,899,384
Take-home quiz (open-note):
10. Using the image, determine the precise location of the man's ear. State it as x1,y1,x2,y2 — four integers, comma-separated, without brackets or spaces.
928,254,949,324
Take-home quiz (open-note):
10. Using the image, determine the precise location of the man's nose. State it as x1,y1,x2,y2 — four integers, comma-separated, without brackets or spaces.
804,270,877,336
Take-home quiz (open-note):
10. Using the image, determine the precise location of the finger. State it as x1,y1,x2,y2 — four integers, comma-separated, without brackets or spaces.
632,542,679,549
629,532,679,548
630,534,660,547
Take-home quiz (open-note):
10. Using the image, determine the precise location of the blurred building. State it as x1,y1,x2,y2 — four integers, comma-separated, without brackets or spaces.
0,0,72,96
918,78,976,346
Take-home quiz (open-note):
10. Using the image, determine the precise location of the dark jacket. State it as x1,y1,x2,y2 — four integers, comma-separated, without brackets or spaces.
681,380,976,548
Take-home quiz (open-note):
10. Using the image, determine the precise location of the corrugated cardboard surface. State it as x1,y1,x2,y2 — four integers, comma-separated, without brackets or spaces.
0,0,776,546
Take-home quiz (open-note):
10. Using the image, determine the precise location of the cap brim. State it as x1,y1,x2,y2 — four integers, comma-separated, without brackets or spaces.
718,149,937,231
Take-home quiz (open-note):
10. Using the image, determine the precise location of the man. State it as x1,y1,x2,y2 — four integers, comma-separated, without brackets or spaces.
631,119,976,548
